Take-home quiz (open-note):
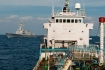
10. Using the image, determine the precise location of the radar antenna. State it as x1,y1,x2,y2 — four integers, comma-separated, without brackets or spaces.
65,0,69,7
63,0,69,12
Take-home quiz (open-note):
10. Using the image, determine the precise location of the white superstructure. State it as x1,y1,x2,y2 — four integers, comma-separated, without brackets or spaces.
43,2,93,48
33,0,105,70
16,21,34,35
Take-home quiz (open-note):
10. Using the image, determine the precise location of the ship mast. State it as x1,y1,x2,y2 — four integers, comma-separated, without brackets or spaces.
19,21,23,31
63,0,69,12
65,0,69,7
65,0,69,12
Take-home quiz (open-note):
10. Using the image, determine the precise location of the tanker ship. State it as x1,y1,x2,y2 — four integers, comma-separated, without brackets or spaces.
33,0,105,70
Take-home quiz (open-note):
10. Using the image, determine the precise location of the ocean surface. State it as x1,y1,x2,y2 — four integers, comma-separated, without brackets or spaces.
0,35,42,70
0,35,99,70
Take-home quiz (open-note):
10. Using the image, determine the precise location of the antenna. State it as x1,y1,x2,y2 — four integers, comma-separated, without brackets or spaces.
75,3,81,15
51,0,54,19
70,0,72,12
51,7,54,19
65,0,69,7
82,0,86,17
82,0,85,10
63,0,69,12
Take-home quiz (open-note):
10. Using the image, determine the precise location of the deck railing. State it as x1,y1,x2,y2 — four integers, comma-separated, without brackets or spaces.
57,51,70,70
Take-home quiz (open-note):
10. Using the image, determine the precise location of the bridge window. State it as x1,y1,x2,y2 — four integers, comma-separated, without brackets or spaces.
60,19,62,23
71,19,74,23
63,19,66,23
75,19,78,23
67,19,70,23
56,19,58,23
78,19,81,23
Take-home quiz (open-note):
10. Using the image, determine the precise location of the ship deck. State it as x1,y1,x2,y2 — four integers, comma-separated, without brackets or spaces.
33,48,100,70
33,56,105,70
33,45,105,70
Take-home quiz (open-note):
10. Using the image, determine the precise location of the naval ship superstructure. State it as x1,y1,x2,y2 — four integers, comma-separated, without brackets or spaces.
6,21,37,38
33,0,105,70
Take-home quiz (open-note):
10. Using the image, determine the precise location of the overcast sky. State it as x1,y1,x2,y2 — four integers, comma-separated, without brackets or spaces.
0,0,105,7
0,0,105,35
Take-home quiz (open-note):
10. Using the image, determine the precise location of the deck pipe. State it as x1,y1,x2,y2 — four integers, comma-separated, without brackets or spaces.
62,59,72,70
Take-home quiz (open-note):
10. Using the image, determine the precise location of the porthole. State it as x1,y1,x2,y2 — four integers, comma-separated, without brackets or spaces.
80,37,83,40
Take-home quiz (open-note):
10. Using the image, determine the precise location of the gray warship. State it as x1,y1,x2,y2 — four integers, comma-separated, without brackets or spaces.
6,21,37,38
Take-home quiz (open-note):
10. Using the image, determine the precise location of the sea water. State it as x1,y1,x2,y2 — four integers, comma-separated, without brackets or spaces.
0,35,99,70
0,35,43,70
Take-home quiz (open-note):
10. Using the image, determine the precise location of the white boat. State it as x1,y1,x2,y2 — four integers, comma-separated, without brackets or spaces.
33,0,105,70
6,21,37,38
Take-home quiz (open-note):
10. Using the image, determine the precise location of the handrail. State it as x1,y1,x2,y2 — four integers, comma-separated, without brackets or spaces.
57,51,70,70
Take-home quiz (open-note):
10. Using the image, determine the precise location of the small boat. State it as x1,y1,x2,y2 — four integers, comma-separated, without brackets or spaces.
6,21,37,38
